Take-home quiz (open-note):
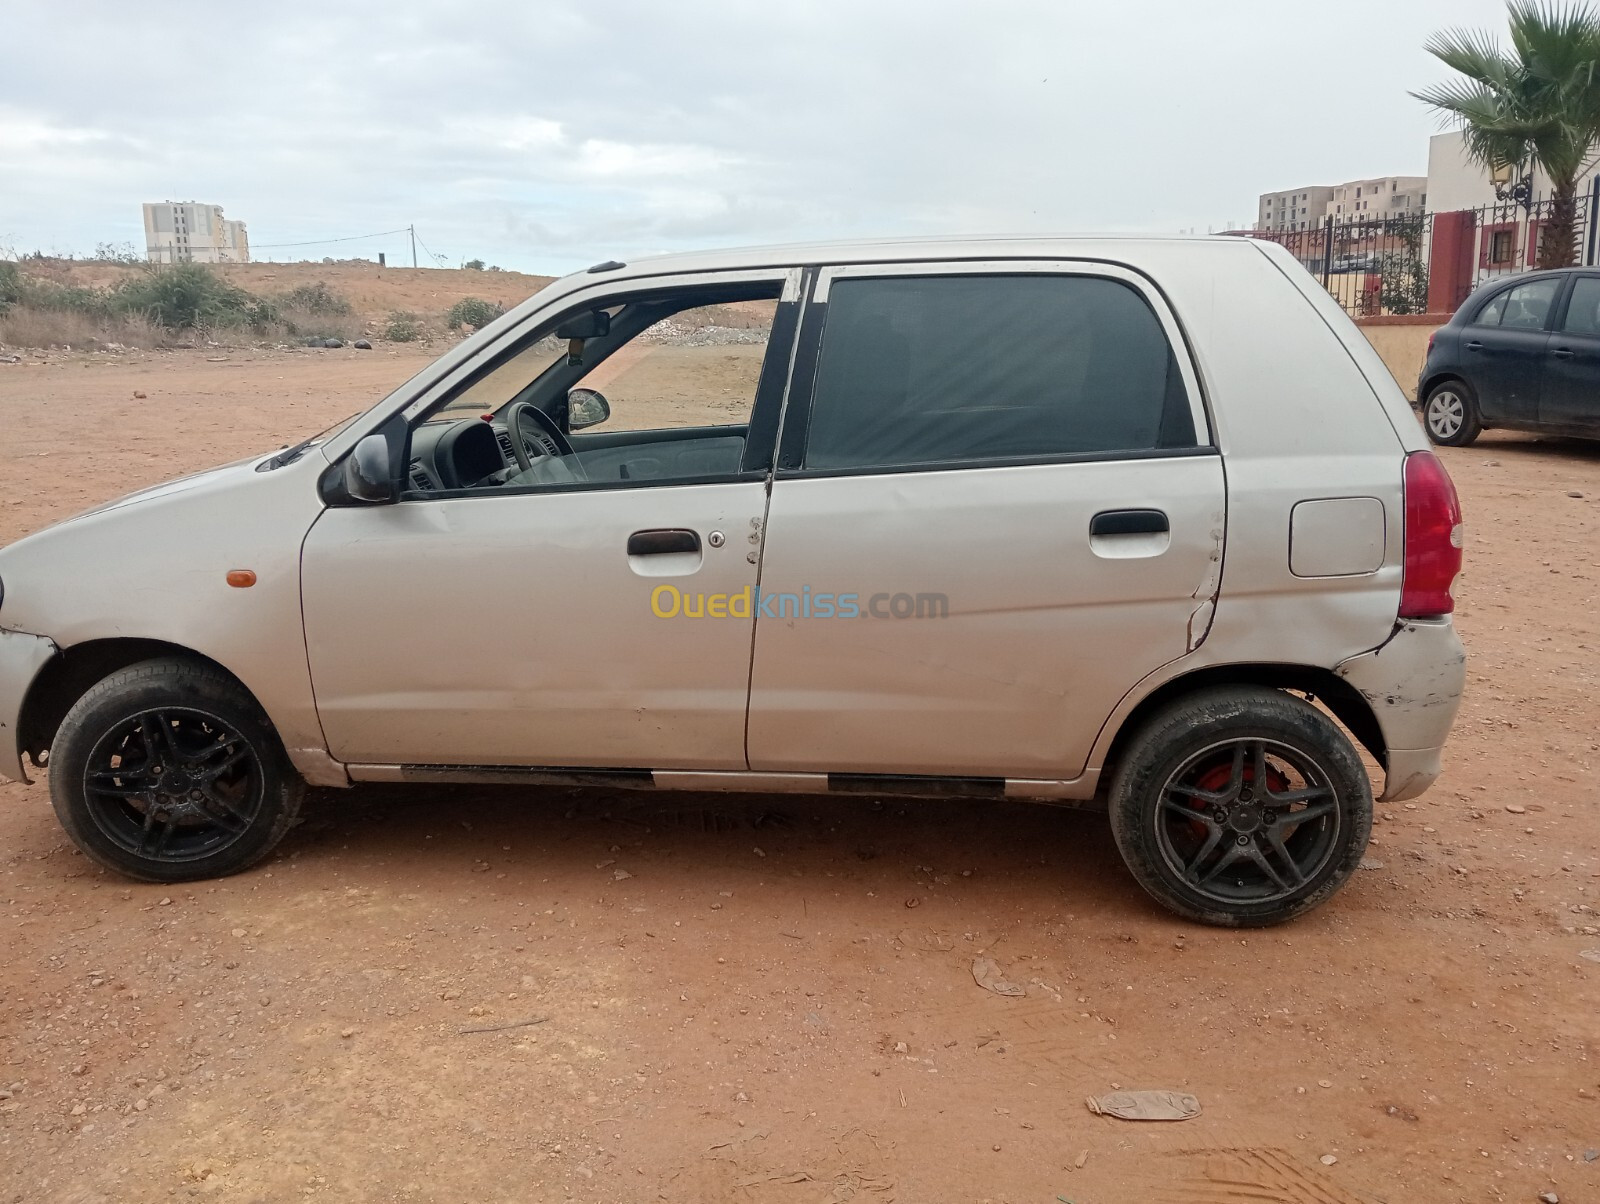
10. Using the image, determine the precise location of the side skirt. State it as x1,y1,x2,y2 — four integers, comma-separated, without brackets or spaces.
343,764,1104,807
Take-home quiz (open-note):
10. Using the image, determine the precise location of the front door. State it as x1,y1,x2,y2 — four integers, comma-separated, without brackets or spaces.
1543,273,1600,435
1465,274,1561,426
745,263,1225,782
301,271,799,770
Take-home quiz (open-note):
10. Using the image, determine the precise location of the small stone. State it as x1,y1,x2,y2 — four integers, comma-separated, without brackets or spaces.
134,1098,148,1112
441,988,461,1000
258,995,271,1007
612,869,632,881
230,928,246,938
70,1103,86,1116
1567,491,1584,499
894,1042,908,1054
1538,1193,1559,1204
734,1091,749,1102
353,339,373,350
340,1028,355,1039
1505,804,1526,814
159,897,172,906
1359,858,1384,871
752,847,766,858
1318,1080,1333,1089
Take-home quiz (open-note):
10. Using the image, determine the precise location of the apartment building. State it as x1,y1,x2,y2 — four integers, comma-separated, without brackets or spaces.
1257,186,1335,232
142,202,250,264
1326,176,1427,219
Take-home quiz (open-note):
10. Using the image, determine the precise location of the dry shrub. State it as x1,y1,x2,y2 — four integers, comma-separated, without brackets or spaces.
0,305,176,349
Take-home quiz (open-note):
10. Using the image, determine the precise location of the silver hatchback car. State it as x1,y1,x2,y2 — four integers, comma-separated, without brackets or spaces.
0,237,1466,926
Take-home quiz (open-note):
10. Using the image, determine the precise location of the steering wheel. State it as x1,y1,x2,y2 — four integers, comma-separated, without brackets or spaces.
503,401,584,480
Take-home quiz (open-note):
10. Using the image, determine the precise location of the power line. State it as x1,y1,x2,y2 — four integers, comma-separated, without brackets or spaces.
411,228,449,267
250,226,411,250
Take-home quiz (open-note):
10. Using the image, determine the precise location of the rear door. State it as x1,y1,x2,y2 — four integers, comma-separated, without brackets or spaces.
1463,275,1561,426
1542,273,1600,435
745,262,1224,783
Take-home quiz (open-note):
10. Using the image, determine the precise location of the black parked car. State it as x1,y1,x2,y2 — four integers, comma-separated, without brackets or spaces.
1419,266,1600,446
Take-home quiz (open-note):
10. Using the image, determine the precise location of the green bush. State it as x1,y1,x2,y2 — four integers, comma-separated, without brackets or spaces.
384,311,422,342
110,263,274,331
446,296,503,331
462,258,485,271
0,261,23,312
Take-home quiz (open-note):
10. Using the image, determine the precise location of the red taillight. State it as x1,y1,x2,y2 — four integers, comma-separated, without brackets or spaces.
1426,330,1437,356
1400,450,1463,618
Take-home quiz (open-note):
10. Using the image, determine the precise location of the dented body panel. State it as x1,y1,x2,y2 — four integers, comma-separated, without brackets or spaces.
1335,618,1467,800
0,630,59,784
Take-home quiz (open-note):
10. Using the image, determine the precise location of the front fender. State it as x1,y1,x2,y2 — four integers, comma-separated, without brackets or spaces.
0,629,59,784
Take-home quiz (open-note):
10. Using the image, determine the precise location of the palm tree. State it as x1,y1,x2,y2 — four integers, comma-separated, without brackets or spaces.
1415,1,1600,269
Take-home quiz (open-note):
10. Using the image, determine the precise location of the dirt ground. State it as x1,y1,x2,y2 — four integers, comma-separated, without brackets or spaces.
0,346,1597,1204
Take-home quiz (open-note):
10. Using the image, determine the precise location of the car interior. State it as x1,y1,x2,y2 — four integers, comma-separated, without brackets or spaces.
403,280,779,495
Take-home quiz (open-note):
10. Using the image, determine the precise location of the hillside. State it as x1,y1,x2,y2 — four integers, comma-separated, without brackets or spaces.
34,259,560,327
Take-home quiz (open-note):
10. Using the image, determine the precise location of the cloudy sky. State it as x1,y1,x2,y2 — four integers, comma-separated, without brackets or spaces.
4,0,1515,275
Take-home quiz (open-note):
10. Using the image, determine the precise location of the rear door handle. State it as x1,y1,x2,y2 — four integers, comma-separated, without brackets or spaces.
1552,347,1575,359
1090,509,1170,537
627,528,700,556
1465,341,1484,352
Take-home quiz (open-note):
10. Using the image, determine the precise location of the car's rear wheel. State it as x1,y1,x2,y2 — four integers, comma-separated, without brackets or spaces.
1108,686,1372,927
49,659,304,883
1423,381,1481,447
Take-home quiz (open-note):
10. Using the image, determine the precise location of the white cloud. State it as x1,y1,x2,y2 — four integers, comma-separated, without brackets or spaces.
0,0,1517,273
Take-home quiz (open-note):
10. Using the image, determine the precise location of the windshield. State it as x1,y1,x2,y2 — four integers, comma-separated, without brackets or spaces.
259,411,361,470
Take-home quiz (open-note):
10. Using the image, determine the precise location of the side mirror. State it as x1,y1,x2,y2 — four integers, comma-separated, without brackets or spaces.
568,387,611,431
343,433,397,503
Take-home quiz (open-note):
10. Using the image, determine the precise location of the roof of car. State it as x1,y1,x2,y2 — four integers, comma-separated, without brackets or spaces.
572,233,1260,282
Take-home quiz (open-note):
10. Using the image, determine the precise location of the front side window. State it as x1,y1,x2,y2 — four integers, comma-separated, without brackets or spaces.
801,274,1197,473
408,286,780,494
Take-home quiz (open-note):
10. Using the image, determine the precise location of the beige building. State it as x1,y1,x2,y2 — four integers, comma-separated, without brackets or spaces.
1326,176,1427,219
1257,186,1334,232
1256,175,1426,231
142,202,250,264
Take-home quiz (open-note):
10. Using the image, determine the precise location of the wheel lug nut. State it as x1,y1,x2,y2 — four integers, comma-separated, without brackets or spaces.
1236,835,1249,846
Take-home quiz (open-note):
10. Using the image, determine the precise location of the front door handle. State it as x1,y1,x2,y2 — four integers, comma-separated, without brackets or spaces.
1552,347,1575,359
627,528,700,556
1465,341,1484,352
1090,509,1170,537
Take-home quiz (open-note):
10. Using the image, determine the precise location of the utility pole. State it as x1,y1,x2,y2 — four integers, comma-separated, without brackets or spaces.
409,225,417,269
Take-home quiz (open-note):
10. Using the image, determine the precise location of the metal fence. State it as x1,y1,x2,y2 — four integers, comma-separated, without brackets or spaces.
1231,180,1600,318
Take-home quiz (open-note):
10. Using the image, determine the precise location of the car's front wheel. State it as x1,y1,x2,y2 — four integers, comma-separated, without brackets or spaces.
49,658,304,883
1108,686,1373,927
1422,380,1482,447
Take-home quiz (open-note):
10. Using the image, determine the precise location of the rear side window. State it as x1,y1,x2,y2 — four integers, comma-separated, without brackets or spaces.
1477,277,1560,330
1562,276,1600,335
802,274,1197,472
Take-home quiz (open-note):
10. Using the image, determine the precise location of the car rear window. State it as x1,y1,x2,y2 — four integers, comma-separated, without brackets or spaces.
802,274,1197,472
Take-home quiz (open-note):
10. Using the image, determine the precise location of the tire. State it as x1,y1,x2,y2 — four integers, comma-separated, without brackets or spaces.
49,658,304,883
1108,686,1373,928
1422,380,1482,447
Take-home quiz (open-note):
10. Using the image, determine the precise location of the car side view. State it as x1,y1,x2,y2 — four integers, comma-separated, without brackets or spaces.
0,236,1466,926
1420,265,1600,446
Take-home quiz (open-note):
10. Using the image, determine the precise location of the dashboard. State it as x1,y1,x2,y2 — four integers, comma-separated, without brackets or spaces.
407,418,514,492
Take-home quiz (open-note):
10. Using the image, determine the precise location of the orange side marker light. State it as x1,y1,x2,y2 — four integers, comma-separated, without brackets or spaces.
226,570,257,589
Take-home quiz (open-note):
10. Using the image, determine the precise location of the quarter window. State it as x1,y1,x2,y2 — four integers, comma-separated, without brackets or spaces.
802,274,1197,472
